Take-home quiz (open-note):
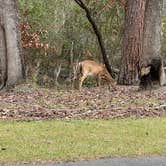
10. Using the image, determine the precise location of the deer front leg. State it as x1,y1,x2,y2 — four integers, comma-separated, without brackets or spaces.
107,83,115,91
110,81,116,90
96,75,101,87
104,75,117,91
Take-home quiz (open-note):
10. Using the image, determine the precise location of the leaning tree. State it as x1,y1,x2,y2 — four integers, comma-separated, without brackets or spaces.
0,0,24,90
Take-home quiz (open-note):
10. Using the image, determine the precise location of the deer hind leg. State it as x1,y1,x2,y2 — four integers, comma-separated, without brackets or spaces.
79,75,87,90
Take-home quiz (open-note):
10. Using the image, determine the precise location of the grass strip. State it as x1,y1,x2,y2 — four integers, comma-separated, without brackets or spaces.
0,118,166,164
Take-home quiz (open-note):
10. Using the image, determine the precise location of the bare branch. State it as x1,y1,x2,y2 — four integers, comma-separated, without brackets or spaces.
74,0,114,78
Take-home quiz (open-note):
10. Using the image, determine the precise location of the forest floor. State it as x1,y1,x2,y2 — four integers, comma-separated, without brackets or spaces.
0,84,165,121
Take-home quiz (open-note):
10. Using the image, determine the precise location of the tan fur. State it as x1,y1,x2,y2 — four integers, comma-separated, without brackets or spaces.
141,66,151,76
78,60,116,90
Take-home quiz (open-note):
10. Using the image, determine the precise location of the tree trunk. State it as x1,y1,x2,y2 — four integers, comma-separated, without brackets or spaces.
0,0,24,89
0,2,7,89
118,0,146,85
139,0,166,88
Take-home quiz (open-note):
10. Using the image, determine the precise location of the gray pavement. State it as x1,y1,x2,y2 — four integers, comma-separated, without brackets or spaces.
13,156,166,166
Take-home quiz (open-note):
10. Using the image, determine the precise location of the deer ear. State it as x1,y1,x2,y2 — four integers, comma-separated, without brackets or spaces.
141,66,151,76
147,66,151,71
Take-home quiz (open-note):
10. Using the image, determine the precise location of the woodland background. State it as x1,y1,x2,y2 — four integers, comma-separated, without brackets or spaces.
0,2,166,163
18,0,166,87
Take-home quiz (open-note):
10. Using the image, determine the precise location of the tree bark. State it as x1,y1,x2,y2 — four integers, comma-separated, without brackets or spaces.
118,0,146,85
0,2,7,89
142,0,163,62
0,0,24,89
139,0,166,88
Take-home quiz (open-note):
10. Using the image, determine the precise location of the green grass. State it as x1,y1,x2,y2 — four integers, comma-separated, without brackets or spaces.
0,118,166,164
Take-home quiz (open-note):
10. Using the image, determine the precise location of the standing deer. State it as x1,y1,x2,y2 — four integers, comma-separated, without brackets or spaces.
77,60,116,90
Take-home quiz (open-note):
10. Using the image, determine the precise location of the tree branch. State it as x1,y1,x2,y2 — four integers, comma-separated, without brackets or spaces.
74,0,114,77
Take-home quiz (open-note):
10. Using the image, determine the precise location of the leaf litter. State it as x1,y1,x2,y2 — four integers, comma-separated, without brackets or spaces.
0,84,165,121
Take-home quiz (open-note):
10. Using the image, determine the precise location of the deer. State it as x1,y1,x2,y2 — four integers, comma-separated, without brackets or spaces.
77,60,116,90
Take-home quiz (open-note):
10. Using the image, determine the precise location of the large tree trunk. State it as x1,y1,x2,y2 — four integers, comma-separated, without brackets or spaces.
0,1,7,89
118,0,146,85
0,0,24,89
139,0,166,88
